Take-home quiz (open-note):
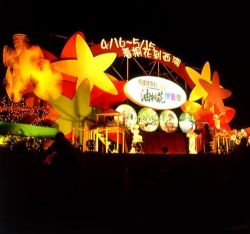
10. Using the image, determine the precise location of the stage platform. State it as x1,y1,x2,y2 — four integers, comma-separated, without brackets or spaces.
1,150,250,233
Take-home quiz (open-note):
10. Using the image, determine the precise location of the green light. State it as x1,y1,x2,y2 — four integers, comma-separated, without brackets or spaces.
0,121,58,137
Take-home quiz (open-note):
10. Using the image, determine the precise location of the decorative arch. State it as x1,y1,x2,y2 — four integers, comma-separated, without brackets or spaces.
91,37,195,88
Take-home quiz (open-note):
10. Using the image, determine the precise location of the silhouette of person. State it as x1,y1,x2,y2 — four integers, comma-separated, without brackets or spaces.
45,132,80,213
162,146,168,154
86,139,95,152
201,124,213,154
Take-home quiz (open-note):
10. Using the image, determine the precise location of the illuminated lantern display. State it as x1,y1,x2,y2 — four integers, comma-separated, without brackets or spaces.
1,31,242,154
159,110,178,133
115,104,137,129
179,112,195,133
138,107,159,132
124,76,187,110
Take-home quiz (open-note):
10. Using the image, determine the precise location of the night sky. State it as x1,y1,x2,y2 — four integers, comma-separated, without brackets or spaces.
0,0,249,129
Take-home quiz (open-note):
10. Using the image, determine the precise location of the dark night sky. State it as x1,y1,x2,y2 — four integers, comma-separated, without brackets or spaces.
0,0,249,129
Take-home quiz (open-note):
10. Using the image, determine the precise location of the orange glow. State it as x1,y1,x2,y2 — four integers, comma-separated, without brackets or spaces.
199,71,232,113
3,34,62,102
184,61,235,128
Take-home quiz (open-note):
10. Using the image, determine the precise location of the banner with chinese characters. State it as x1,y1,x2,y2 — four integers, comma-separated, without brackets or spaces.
124,76,187,110
91,37,195,88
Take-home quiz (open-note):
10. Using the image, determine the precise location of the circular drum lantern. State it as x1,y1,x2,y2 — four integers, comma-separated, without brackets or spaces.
159,110,178,133
138,107,159,132
179,112,195,133
115,104,138,129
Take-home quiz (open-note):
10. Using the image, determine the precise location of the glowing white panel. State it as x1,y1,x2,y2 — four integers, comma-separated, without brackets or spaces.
124,76,187,110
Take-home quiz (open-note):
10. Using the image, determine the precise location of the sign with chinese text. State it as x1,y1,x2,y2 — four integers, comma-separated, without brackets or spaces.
100,37,181,67
124,76,187,110
91,38,195,88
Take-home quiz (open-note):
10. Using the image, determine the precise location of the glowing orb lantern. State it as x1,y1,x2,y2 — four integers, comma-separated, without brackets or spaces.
115,104,137,129
179,112,195,133
138,107,159,132
159,110,178,133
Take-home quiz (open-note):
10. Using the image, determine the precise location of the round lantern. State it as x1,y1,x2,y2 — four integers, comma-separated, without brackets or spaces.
138,107,159,132
159,110,178,133
115,104,137,129
179,112,195,133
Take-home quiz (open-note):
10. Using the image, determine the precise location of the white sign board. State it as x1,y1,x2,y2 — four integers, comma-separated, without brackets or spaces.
124,76,187,110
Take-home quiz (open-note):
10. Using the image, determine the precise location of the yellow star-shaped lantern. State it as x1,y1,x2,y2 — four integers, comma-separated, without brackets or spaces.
186,61,211,102
199,71,232,113
52,34,118,95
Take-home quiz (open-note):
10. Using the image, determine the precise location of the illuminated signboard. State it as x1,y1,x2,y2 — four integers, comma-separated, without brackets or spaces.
92,37,195,89
100,37,182,67
124,76,187,110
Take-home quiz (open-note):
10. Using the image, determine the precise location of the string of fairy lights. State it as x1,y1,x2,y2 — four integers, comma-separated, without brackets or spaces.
0,96,49,125
0,94,54,151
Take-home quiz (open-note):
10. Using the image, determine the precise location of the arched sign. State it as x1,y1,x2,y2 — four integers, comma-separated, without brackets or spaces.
124,76,187,110
91,37,195,88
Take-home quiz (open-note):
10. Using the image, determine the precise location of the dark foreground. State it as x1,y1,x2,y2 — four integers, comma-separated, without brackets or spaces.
1,150,250,233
